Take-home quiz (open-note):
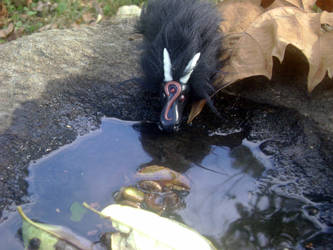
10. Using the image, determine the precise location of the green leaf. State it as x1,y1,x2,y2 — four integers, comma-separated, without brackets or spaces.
17,206,98,250
70,202,87,222
26,10,37,16
83,203,217,250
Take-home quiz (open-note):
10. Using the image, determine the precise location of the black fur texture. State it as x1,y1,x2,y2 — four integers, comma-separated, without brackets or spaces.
137,0,225,109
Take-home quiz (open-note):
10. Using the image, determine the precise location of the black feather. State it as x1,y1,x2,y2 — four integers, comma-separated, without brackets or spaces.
137,0,225,105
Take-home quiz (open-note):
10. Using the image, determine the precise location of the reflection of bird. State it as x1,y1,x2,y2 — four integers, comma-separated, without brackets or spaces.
133,122,243,173
137,0,226,132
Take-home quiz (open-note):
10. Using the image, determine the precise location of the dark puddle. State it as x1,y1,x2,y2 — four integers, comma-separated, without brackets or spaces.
0,117,329,249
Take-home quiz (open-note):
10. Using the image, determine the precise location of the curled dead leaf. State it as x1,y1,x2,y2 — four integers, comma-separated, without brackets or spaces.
218,0,264,33
261,0,318,11
261,0,275,8
218,3,333,92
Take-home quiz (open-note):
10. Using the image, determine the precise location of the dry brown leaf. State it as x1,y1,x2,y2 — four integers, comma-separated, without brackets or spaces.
189,1,332,122
316,0,333,12
302,0,317,11
187,99,207,124
219,4,333,92
261,0,275,8
219,0,264,33
263,0,317,11
0,23,14,38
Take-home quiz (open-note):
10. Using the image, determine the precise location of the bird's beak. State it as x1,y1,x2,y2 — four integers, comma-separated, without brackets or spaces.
160,81,184,132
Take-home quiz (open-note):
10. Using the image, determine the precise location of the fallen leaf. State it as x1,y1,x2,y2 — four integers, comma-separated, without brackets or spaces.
262,0,318,11
17,206,99,250
218,0,264,33
0,23,14,38
187,99,207,124
261,0,275,8
136,165,190,191
96,14,103,24
302,0,318,11
316,0,333,12
218,4,333,92
70,201,87,222
263,0,303,10
84,203,217,250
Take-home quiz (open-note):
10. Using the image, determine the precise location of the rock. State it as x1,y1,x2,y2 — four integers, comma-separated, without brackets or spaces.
0,17,159,216
225,47,333,158
116,5,141,19
0,15,332,224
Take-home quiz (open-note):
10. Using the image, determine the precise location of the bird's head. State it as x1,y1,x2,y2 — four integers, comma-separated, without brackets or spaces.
159,49,201,132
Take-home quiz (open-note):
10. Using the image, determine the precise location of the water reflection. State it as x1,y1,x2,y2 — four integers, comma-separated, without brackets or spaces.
221,193,318,249
0,118,326,249
134,122,244,173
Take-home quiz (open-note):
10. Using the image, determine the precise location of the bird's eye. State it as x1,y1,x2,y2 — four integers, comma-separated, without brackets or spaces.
179,95,185,102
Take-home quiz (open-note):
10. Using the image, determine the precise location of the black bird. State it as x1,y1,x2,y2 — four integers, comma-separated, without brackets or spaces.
137,0,225,132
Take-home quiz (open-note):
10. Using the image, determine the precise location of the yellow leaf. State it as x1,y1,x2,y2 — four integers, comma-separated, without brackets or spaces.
85,203,218,250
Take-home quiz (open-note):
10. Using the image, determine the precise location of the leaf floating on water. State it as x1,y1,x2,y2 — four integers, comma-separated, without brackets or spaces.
136,165,190,191
17,206,100,250
120,187,145,203
83,203,217,250
70,201,88,222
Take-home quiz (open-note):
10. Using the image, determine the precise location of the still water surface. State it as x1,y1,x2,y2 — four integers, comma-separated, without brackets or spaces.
0,118,323,249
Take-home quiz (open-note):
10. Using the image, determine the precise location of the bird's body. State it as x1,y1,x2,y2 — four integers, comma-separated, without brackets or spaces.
137,0,225,132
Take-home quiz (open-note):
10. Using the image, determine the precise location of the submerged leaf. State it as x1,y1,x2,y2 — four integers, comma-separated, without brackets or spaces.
17,206,99,250
70,202,87,222
84,203,217,250
136,165,190,191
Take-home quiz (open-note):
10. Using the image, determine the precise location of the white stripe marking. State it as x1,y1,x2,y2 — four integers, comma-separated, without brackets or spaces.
180,52,201,84
163,48,173,82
